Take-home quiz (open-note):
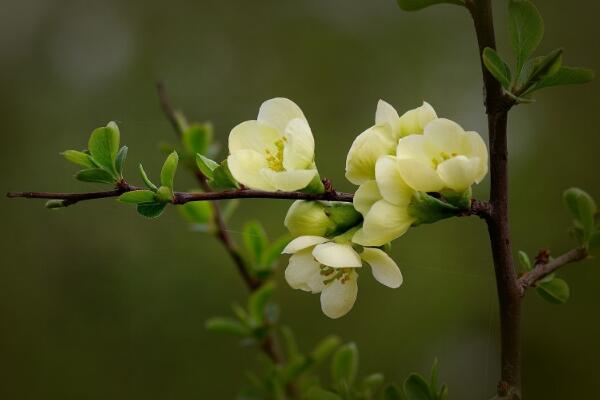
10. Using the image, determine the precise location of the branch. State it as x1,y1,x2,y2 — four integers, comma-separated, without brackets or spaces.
517,247,589,295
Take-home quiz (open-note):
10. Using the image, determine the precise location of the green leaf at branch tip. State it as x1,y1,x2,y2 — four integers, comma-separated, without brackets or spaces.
517,250,532,272
211,160,239,190
396,0,463,11
528,66,595,93
115,146,128,177
248,281,276,324
160,151,179,189
305,387,342,400
182,123,213,156
45,199,67,209
155,186,173,203
195,154,219,180
76,168,116,184
331,342,359,387
136,202,166,219
483,47,512,89
518,48,563,95
508,0,544,71
403,373,431,400
61,150,95,168
564,187,597,243
536,278,570,304
243,220,269,266
88,122,120,175
118,190,156,204
205,317,251,337
138,163,157,191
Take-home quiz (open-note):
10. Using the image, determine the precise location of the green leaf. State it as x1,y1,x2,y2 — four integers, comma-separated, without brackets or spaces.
45,199,66,209
409,192,459,225
280,326,301,361
300,173,325,194
530,67,595,91
118,190,156,204
519,48,563,95
536,278,570,304
403,373,431,400
138,163,158,191
331,342,358,387
483,47,512,89
258,234,292,272
564,188,597,243
205,317,251,337
396,0,463,11
430,359,439,398
243,221,269,266
195,154,219,180
155,186,173,203
305,387,342,400
311,335,341,364
248,282,275,324
76,168,116,184
115,146,128,176
211,160,239,190
517,250,532,272
383,384,403,400
362,373,385,395
88,122,120,175
61,150,95,168
136,202,166,219
178,199,213,225
508,0,544,71
160,151,179,189
220,199,239,221
182,123,213,156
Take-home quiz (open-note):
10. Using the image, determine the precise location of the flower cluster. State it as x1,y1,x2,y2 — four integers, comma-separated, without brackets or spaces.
224,98,488,318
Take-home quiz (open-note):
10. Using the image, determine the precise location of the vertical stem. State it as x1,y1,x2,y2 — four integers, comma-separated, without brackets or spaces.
467,1,521,397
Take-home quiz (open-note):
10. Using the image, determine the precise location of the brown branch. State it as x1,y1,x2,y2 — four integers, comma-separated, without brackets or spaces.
518,247,588,295
466,0,521,398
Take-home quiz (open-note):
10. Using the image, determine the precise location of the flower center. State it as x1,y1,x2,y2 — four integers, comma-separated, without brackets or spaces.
320,266,353,285
432,151,458,168
265,138,286,171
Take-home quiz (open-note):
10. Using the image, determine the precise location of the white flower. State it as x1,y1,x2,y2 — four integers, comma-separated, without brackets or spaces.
395,118,488,192
345,100,437,186
282,235,403,319
227,98,318,191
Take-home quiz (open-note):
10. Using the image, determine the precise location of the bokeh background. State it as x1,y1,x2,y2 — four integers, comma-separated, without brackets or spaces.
1,0,599,398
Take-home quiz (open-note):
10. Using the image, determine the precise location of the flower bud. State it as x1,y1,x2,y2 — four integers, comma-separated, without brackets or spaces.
284,201,362,237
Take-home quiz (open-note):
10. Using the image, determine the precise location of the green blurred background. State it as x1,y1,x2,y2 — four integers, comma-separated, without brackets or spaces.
1,0,598,398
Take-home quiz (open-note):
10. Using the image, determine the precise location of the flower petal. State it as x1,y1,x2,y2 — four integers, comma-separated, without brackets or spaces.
375,156,414,206
360,248,403,288
227,150,274,190
461,131,488,183
396,134,437,164
345,125,396,185
229,120,281,155
285,249,325,293
396,158,445,192
257,98,306,133
320,271,358,319
397,101,437,137
352,200,414,246
261,169,317,191
283,118,315,170
375,99,401,137
437,155,480,192
353,180,382,215
282,235,328,254
312,242,362,268
423,118,465,154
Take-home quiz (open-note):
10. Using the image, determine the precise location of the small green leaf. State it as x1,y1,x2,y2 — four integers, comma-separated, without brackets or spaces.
211,160,239,190
396,0,463,11
115,146,128,176
311,335,341,364
138,163,157,191
160,151,179,189
155,186,173,203
243,221,269,266
305,387,342,400
536,278,570,304
409,192,459,225
88,122,120,175
508,0,544,71
383,384,403,400
301,173,325,194
136,202,166,218
248,282,275,324
517,250,532,272
530,67,594,91
483,47,512,89
182,123,213,156
430,359,439,398
280,325,301,361
178,199,213,225
118,190,156,204
258,234,292,272
221,199,239,221
564,188,597,243
403,373,431,400
61,150,95,168
331,342,359,387
519,48,563,95
45,199,67,209
362,373,385,394
195,154,220,180
76,168,116,184
205,317,251,337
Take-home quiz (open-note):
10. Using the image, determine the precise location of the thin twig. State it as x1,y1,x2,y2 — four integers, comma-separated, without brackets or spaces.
517,247,588,295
